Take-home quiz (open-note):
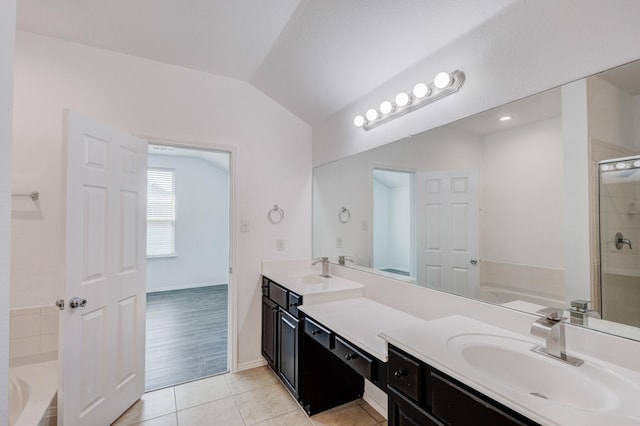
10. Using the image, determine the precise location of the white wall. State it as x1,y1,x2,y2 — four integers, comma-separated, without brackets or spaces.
587,76,636,151
313,0,640,167
372,179,390,269
0,1,16,421
12,32,312,368
147,154,229,293
390,186,411,272
481,117,564,268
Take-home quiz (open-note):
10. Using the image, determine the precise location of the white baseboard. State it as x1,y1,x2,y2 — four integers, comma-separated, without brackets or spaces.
146,281,227,293
235,358,267,373
364,379,388,419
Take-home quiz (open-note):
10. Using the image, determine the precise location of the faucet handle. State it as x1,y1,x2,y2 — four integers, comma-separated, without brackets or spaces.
536,307,564,321
570,299,590,311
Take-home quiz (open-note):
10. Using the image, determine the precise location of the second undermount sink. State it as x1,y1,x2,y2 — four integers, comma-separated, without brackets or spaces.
446,333,640,413
297,274,327,285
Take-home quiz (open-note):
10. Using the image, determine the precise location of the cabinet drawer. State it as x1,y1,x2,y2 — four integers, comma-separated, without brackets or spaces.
304,317,332,350
388,347,422,402
431,373,530,426
269,282,288,308
287,292,302,318
261,276,270,296
334,336,374,380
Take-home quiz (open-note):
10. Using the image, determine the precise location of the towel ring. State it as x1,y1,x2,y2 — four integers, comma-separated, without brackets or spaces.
338,206,351,224
267,205,285,224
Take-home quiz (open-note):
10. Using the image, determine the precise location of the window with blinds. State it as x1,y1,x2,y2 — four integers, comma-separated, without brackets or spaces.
147,168,176,257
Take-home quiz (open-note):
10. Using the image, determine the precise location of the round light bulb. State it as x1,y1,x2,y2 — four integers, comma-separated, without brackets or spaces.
379,101,393,115
366,108,379,121
395,92,410,107
434,71,452,89
601,164,611,171
616,162,627,169
353,115,365,127
634,160,640,168
413,82,430,98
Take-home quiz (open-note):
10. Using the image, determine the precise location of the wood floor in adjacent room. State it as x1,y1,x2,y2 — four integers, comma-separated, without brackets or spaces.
145,285,228,391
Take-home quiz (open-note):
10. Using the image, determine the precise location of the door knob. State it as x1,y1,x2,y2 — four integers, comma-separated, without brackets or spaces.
69,297,88,309
470,258,478,265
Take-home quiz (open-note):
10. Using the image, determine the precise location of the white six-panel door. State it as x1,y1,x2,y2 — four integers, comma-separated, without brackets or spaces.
61,111,147,426
416,170,479,298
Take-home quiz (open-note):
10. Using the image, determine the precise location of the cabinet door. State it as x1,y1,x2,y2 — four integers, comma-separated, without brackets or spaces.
388,386,443,426
278,309,300,397
261,296,278,368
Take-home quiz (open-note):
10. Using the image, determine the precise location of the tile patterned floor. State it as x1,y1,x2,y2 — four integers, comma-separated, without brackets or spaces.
112,366,387,426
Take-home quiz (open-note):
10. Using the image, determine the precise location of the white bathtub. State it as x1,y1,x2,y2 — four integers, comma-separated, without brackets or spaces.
478,283,564,308
9,361,57,426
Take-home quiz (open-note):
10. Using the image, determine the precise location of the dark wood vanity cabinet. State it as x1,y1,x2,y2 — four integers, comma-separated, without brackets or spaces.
278,308,299,396
261,276,365,416
261,277,303,396
388,345,539,426
261,295,278,368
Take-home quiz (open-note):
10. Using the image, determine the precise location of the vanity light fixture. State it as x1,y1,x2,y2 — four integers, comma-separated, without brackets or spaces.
395,92,410,107
379,101,393,115
366,108,379,121
354,70,465,131
433,71,453,89
413,82,430,99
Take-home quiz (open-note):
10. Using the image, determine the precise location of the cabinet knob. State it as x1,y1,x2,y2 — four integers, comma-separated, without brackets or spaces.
311,329,322,335
345,354,358,361
394,369,406,378
289,303,298,307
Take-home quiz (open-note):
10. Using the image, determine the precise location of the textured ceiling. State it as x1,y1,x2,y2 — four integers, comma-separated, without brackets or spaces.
16,0,516,125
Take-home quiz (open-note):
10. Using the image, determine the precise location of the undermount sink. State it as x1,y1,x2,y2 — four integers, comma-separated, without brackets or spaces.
446,333,640,413
297,274,326,285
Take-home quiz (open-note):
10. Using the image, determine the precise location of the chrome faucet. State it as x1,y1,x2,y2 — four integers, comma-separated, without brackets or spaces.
530,307,583,366
337,255,354,266
312,257,331,278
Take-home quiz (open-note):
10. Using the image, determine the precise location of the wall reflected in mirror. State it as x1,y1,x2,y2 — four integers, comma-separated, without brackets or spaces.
313,59,640,340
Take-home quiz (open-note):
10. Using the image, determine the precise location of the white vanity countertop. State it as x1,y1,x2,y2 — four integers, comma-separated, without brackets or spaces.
263,269,364,297
298,297,425,362
379,315,640,426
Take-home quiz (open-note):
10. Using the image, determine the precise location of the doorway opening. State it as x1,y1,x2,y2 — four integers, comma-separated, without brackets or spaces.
145,143,230,391
372,168,416,278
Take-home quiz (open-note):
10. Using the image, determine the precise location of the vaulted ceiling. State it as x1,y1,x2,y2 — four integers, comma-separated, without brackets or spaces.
16,0,516,125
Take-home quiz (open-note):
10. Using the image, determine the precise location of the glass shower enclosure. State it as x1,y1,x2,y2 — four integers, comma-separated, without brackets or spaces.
598,155,640,327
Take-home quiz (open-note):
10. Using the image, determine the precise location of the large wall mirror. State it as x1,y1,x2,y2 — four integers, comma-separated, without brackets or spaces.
313,59,640,341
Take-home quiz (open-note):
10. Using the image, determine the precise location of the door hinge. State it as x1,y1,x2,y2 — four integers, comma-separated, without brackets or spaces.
229,267,233,274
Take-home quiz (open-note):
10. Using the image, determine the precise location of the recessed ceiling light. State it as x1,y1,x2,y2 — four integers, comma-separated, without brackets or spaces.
499,116,512,122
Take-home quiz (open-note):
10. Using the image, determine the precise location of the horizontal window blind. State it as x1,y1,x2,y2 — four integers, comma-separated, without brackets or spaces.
147,168,175,257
